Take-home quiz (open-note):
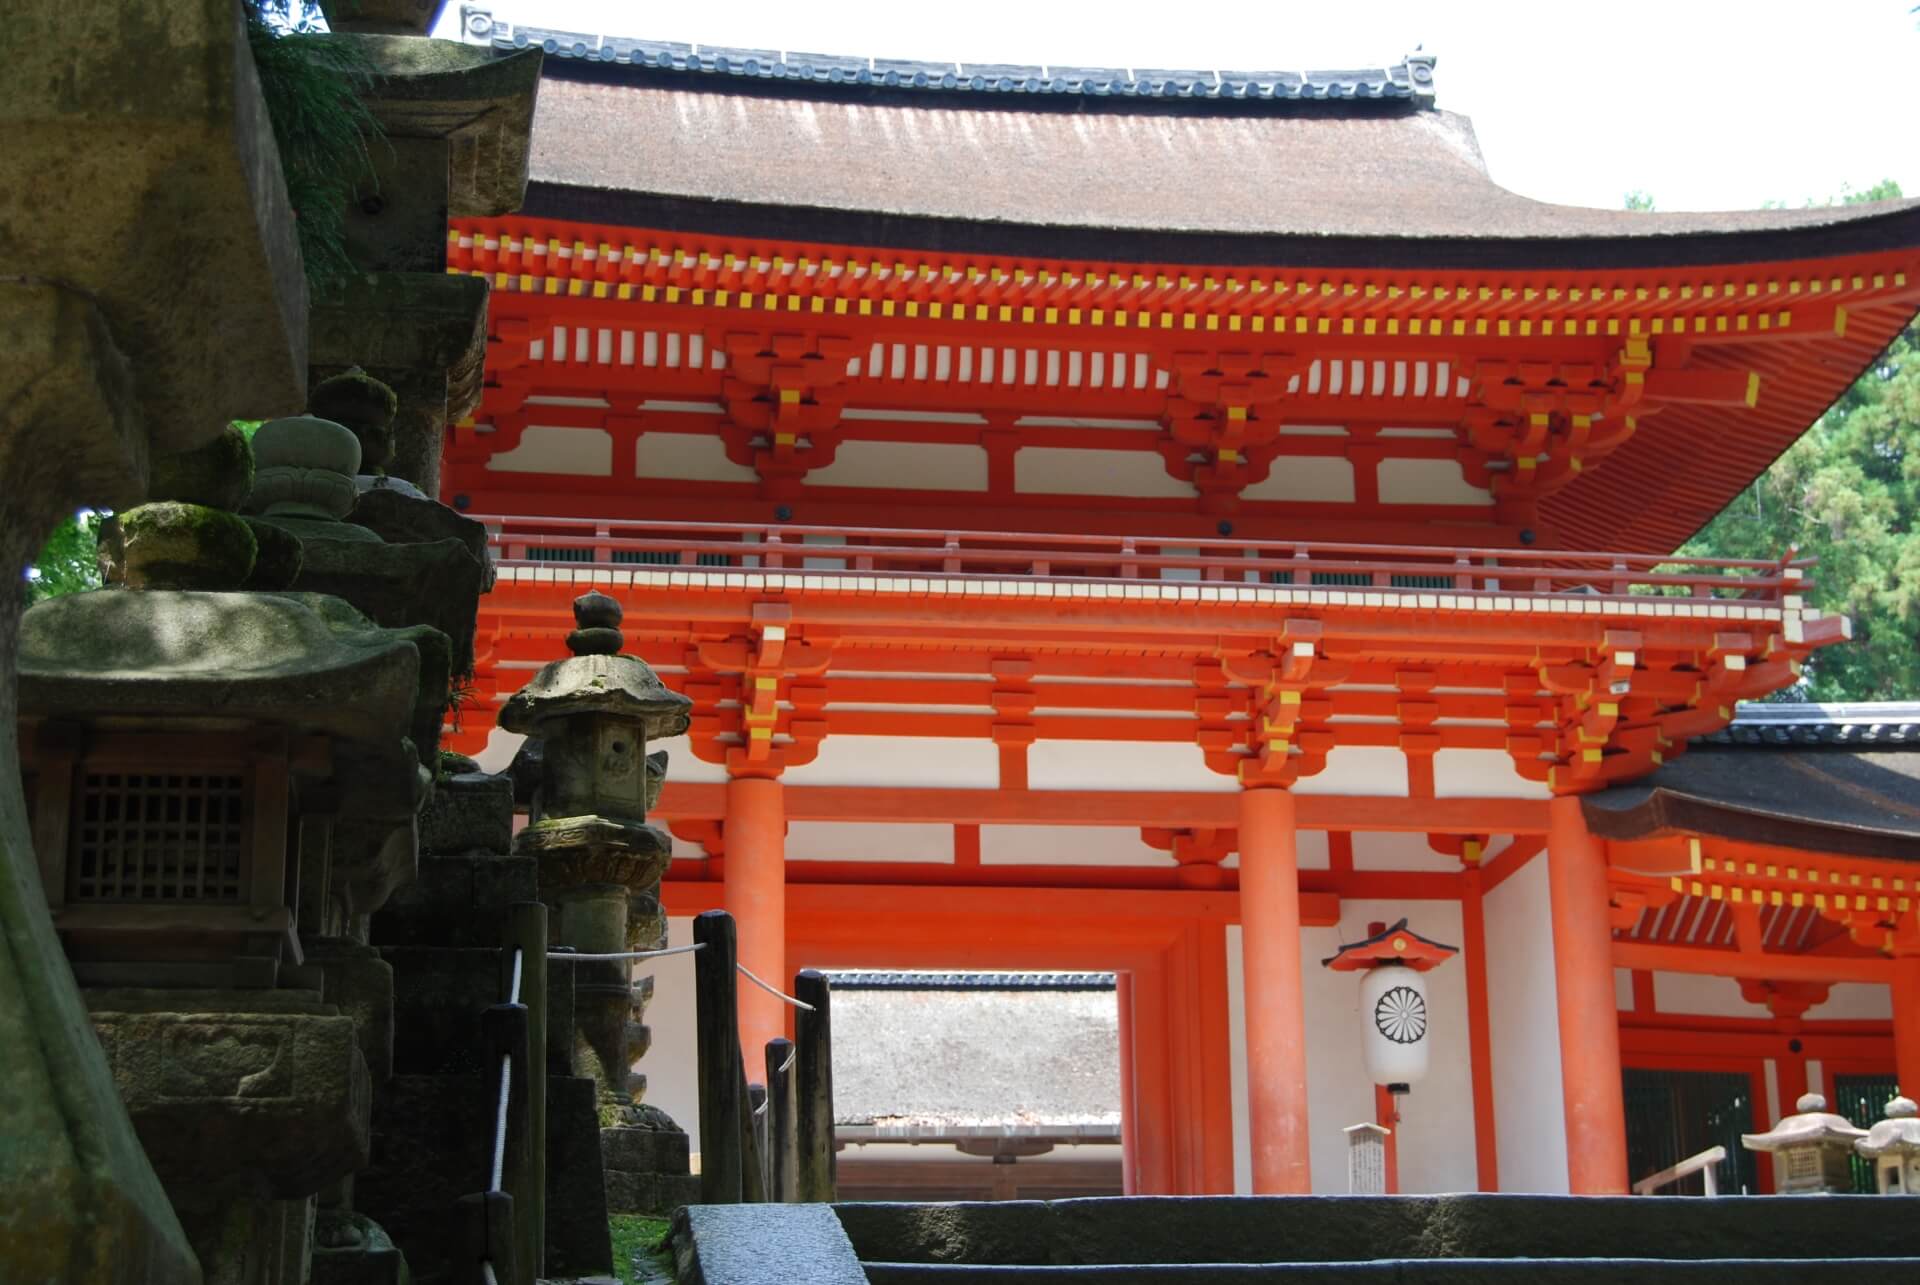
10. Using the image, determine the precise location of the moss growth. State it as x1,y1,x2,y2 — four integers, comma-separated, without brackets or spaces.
150,425,255,510
240,517,304,590
437,748,481,779
310,367,399,471
117,503,258,590
609,1214,675,1285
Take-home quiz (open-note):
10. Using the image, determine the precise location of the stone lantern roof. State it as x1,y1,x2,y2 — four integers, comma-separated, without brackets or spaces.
1742,1094,1870,1152
497,590,691,738
1858,1097,1920,1159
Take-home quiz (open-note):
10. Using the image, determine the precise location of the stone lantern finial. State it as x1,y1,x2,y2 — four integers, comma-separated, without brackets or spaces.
567,589,625,656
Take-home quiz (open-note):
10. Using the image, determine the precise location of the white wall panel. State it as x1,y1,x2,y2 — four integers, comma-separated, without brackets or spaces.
1484,852,1569,1192
488,425,613,475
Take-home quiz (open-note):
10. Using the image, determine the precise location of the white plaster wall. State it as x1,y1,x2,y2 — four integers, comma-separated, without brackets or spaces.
1218,829,1332,871
1350,831,1461,873
642,916,703,1158
782,735,999,788
1651,972,1771,1019
473,727,526,775
1614,967,1635,1012
1241,458,1355,503
1483,852,1569,1192
980,825,1171,867
1015,447,1193,498
1377,458,1493,507
1228,901,1477,1196
487,425,612,475
811,441,988,490
1291,747,1407,797
786,821,953,862
636,430,759,483
1810,983,1894,1020
1432,749,1553,800
1027,739,1233,792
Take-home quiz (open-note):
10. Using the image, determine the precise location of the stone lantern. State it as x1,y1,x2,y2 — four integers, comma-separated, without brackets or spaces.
1322,918,1458,1091
499,589,692,1117
1741,1093,1868,1194
1857,1095,1920,1195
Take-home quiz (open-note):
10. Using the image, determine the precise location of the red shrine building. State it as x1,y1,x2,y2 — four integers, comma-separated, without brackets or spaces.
441,7,1920,1198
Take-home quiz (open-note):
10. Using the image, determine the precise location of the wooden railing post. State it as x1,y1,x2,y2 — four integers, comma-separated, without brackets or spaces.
694,910,745,1203
794,968,837,1202
766,1036,798,1202
502,903,548,1278
479,999,531,1285
747,1081,770,1202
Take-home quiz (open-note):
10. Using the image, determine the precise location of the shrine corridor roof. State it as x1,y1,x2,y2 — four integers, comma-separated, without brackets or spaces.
1587,703,1920,860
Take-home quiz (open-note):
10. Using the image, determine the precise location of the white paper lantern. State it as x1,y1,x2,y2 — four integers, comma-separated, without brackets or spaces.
1358,963,1431,1087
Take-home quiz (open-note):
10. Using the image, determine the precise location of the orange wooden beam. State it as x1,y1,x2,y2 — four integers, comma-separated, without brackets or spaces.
656,781,1552,834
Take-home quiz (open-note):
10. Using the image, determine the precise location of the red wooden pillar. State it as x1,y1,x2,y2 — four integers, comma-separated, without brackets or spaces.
1117,971,1138,1195
1461,868,1500,1191
1893,956,1920,1097
1546,796,1629,1193
1238,786,1311,1193
724,774,787,1059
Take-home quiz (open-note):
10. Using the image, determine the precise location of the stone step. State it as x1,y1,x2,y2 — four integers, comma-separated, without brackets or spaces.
858,1260,1920,1284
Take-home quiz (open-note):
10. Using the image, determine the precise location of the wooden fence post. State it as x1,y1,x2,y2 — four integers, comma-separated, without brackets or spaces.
502,902,548,1278
794,968,837,1202
766,1036,798,1202
694,910,745,1203
479,1000,531,1284
747,1081,770,1202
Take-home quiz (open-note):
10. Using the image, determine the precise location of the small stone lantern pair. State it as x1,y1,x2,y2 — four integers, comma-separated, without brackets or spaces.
1742,1093,1868,1194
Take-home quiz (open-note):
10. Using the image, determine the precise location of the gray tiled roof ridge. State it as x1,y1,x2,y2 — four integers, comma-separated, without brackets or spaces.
1701,700,1920,748
455,4,1436,105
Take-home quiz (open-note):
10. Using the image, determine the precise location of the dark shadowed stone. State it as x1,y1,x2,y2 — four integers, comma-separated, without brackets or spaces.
602,1124,690,1173
306,940,396,1084
857,1263,1920,1284
419,771,514,855
281,528,487,678
359,1074,491,1283
835,1195,1920,1269
348,486,492,570
311,367,399,473
310,1211,409,1285
604,1169,700,1217
241,515,305,590
546,1075,614,1278
149,424,254,509
674,1204,867,1285
380,947,504,1075
373,852,538,948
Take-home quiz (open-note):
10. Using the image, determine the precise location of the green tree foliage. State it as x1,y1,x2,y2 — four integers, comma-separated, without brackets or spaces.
24,511,106,604
1674,180,1915,700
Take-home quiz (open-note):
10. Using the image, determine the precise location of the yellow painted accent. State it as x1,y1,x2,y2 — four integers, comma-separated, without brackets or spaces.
1834,306,1848,337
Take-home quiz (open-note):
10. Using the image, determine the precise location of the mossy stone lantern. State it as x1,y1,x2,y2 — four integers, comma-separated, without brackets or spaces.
499,590,691,1113
1742,1093,1868,1194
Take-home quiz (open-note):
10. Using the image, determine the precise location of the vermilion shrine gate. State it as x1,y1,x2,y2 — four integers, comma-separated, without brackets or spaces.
442,11,1920,1198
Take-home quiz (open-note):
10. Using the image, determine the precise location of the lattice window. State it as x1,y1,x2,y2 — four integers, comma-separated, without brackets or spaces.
526,546,594,563
613,550,735,567
1389,573,1455,590
69,772,248,903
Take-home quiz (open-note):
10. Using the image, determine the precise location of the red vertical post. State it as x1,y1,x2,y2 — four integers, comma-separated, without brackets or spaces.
1117,971,1138,1195
1373,1084,1401,1194
725,775,787,1060
1238,786,1311,1193
1461,868,1500,1191
1547,796,1629,1194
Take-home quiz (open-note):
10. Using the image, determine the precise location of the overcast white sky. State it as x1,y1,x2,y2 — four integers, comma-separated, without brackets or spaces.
435,0,1918,213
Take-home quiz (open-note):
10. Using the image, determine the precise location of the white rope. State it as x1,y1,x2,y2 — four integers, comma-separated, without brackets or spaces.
779,1048,797,1076
507,946,524,1006
549,943,706,962
736,962,815,1011
754,1098,769,1117
489,1052,512,1192
480,1261,498,1285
